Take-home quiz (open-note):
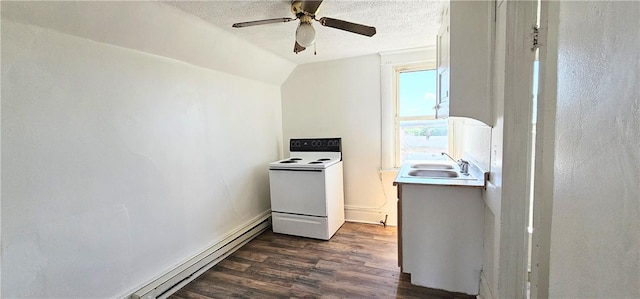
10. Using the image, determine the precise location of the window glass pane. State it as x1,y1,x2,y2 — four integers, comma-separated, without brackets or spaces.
399,119,449,162
398,70,437,117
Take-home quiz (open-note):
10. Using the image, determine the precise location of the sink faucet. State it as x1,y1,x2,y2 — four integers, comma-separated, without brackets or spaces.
441,152,470,175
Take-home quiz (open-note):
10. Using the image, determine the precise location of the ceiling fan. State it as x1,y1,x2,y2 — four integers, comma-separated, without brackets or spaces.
232,0,377,54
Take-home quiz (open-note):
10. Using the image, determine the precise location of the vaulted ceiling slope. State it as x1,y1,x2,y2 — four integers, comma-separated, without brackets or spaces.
2,1,295,85
167,0,444,65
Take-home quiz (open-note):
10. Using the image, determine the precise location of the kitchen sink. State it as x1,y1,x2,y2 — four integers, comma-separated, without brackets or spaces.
411,162,455,170
395,160,487,186
407,169,459,178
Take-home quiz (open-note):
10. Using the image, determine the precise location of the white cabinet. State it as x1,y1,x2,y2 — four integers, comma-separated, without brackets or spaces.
397,183,484,295
436,1,492,125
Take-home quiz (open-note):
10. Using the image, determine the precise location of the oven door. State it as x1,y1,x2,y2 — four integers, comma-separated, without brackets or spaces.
269,168,327,217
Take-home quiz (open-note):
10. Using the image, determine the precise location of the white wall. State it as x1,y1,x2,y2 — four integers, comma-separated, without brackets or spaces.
547,1,640,297
281,55,398,225
1,2,289,297
452,117,491,171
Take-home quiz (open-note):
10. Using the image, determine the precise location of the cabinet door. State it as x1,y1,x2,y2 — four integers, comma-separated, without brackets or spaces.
444,0,492,125
437,69,450,119
436,5,450,119
437,27,450,69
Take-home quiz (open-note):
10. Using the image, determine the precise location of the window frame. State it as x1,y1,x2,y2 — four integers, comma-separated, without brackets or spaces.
393,66,440,167
379,49,440,171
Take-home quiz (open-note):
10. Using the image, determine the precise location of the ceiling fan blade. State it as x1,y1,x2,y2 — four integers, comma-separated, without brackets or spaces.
294,41,306,54
318,17,376,37
301,0,323,15
232,17,296,28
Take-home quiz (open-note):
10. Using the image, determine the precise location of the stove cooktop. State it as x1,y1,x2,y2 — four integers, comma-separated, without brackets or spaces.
269,156,341,169
269,138,342,170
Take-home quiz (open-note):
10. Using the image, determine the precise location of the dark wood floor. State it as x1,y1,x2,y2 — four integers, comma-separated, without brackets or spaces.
169,222,475,299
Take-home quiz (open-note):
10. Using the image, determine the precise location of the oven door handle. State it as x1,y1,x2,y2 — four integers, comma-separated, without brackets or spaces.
269,168,323,172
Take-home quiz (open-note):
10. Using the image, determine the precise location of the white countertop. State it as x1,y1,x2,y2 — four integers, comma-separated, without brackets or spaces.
393,160,488,188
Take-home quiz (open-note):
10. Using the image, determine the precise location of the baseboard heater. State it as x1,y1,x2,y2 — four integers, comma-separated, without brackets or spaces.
130,213,271,299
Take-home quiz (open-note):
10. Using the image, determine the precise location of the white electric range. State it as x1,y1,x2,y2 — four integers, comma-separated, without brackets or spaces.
268,138,345,240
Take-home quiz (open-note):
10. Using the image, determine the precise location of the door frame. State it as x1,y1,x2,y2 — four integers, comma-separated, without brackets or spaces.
498,0,538,298
529,1,557,297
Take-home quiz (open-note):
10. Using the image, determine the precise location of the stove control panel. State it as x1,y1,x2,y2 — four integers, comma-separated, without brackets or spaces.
290,138,341,152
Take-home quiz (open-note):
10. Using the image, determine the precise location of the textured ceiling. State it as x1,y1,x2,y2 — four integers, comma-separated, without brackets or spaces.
166,0,444,65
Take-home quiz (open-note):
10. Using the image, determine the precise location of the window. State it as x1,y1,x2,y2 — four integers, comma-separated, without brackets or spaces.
379,49,449,170
394,67,448,167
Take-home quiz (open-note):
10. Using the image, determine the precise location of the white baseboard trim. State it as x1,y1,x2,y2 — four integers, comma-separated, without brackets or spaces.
128,211,271,299
344,206,397,226
346,219,388,226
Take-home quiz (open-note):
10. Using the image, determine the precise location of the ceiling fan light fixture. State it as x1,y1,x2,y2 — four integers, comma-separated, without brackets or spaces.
295,22,316,47
232,0,376,54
